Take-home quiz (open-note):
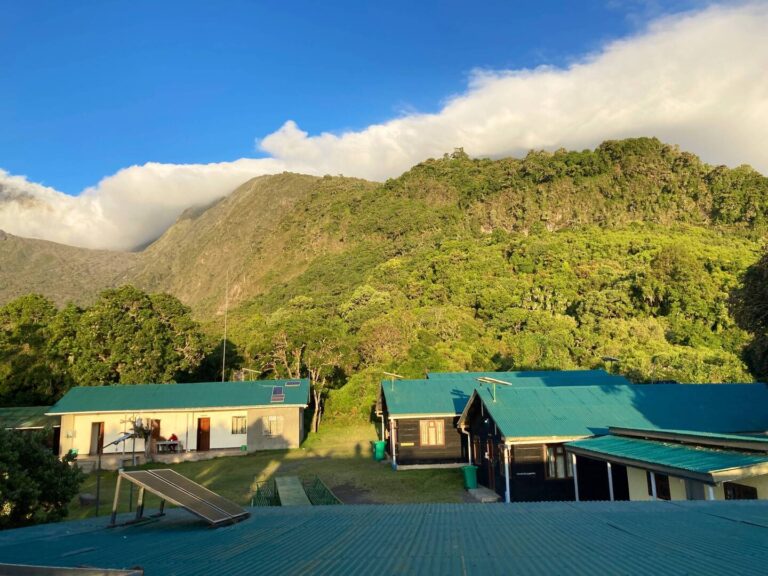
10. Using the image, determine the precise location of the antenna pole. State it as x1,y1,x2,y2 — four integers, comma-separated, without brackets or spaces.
221,270,229,382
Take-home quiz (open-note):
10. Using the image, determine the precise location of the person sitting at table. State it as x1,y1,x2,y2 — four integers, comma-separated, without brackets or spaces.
169,433,179,452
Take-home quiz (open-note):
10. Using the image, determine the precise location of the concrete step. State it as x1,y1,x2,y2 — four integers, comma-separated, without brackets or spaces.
467,486,501,503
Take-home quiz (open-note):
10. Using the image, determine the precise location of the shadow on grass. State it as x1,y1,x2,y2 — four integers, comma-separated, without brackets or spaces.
67,423,466,521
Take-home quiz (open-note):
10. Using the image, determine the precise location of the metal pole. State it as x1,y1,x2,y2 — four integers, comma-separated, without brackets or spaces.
607,462,614,501
390,420,397,469
96,452,102,516
504,446,511,504
571,453,579,502
110,473,123,526
221,270,229,382
136,487,145,521
467,432,473,465
129,432,136,512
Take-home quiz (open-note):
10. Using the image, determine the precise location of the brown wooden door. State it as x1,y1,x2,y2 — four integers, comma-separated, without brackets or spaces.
486,439,496,491
90,422,104,455
197,418,210,451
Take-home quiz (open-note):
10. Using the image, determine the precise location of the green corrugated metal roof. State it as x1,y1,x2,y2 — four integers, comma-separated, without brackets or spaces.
428,369,630,386
381,379,477,416
384,370,631,417
611,427,768,445
470,383,768,439
0,406,56,429
567,435,768,475
47,379,310,414
0,502,767,574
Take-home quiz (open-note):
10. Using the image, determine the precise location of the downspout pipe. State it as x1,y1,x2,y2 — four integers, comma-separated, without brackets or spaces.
459,425,472,465
390,418,397,470
504,444,511,504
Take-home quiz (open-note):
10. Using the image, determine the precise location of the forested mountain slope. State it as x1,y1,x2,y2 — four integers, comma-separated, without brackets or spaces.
127,173,379,314
0,230,137,306
2,138,767,418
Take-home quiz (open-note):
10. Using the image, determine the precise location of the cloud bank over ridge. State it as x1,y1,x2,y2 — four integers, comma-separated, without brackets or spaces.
2,3,767,251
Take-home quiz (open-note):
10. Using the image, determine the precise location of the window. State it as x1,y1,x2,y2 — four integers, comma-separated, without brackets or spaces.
724,482,758,500
545,445,572,479
419,419,445,446
514,445,543,463
231,416,247,435
263,415,283,437
646,471,671,500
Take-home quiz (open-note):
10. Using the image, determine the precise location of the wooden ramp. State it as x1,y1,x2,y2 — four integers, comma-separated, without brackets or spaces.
275,476,311,506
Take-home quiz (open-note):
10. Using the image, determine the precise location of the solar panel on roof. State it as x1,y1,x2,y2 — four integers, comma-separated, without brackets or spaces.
115,469,249,527
271,386,285,403
152,469,247,517
122,471,231,524
285,381,301,387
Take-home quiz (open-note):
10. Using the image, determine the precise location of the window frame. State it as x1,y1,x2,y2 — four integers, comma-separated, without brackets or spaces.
724,482,758,500
231,415,247,435
419,419,446,447
646,471,671,500
544,444,572,479
262,415,284,437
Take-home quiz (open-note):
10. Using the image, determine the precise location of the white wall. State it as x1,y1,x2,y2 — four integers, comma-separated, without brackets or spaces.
626,466,685,501
713,474,768,499
627,465,768,501
59,409,251,457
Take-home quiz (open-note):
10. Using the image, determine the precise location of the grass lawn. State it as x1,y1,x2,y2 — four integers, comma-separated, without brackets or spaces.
67,422,467,520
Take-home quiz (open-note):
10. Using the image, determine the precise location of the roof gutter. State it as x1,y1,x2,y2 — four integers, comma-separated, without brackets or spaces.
46,404,309,416
565,445,715,485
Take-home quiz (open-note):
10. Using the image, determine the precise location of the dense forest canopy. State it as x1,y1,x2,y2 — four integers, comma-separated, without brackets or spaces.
0,287,210,406
1,138,767,424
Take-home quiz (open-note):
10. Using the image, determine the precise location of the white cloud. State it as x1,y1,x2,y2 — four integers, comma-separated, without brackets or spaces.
1,2,767,251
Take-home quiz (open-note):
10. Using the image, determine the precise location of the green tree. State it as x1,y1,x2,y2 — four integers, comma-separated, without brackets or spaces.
0,428,83,528
731,251,768,378
0,295,73,406
72,286,206,385
248,297,353,432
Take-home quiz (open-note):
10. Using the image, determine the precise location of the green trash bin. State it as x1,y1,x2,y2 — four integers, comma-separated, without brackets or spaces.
373,441,387,461
461,465,478,489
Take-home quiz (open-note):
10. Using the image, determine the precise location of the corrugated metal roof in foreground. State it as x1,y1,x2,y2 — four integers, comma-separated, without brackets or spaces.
0,406,56,429
0,501,767,575
567,435,768,474
47,379,310,414
478,383,768,438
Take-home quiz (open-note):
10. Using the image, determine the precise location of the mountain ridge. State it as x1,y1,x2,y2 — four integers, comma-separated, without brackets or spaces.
1,138,766,315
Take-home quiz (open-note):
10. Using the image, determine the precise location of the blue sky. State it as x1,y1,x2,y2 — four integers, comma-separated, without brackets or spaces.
2,1,766,250
2,0,704,194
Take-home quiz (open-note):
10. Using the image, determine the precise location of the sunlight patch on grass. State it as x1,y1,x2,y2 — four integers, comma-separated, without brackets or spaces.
66,423,465,520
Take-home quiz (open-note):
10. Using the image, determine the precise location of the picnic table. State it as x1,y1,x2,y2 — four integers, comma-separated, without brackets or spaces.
156,440,181,453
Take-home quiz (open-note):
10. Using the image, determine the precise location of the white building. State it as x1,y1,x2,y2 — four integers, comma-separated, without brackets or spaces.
47,379,309,468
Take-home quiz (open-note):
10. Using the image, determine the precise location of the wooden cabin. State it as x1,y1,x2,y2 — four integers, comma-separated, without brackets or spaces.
375,379,474,467
457,382,768,502
376,369,631,469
